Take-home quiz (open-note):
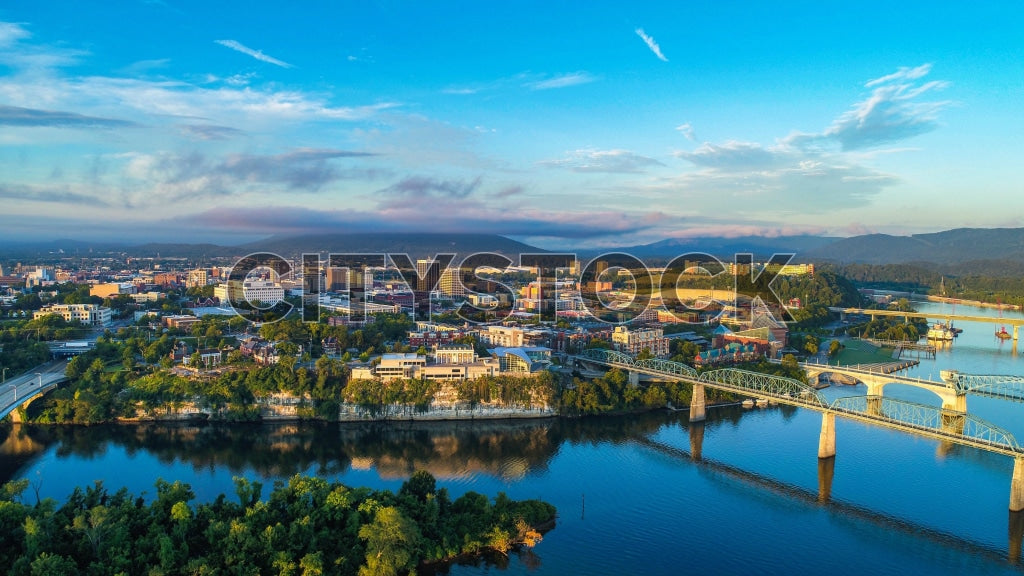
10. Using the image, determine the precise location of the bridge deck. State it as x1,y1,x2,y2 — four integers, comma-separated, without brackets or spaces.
576,353,1023,458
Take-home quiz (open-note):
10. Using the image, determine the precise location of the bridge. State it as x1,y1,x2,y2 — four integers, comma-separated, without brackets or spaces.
0,360,69,421
575,348,1024,511
48,340,96,358
830,306,1023,343
941,370,1024,403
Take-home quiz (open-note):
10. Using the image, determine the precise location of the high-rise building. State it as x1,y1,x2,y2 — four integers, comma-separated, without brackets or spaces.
439,266,465,297
326,267,347,292
186,269,209,288
415,259,442,292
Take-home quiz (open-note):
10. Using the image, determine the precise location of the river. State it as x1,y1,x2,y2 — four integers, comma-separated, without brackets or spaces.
2,301,1024,574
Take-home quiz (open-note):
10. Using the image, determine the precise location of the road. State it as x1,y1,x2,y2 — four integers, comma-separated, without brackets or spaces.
0,360,69,415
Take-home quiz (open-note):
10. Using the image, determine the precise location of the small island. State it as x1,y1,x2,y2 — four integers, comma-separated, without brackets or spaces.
0,470,556,576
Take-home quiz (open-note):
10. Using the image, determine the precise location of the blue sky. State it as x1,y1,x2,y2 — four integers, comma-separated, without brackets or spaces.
1,1,1022,248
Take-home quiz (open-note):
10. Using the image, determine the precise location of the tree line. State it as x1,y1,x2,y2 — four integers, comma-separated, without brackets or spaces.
0,470,555,576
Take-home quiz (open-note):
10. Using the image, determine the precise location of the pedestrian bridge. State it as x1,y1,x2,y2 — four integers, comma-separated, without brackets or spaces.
941,370,1024,402
800,362,965,410
799,362,1024,410
575,348,1024,511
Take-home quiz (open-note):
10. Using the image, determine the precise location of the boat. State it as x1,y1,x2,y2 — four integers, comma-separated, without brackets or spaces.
926,322,954,341
995,298,1012,340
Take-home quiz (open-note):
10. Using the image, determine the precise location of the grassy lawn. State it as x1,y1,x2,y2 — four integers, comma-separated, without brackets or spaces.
831,339,894,365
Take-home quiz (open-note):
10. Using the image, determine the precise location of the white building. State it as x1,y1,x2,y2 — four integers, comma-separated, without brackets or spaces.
611,326,670,358
34,304,112,327
478,325,525,348
216,280,286,306
434,344,476,364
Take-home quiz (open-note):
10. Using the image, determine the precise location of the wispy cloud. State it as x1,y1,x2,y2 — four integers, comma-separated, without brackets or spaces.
179,203,661,239
541,149,664,173
0,105,137,129
526,72,596,90
786,63,950,151
0,21,30,48
378,176,481,202
635,28,668,62
0,184,109,207
865,64,932,88
675,141,782,169
117,58,171,75
178,123,243,141
214,39,293,68
121,148,382,203
675,122,695,141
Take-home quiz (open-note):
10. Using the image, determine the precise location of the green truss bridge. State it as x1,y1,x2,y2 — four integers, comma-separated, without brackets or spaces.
574,348,1024,512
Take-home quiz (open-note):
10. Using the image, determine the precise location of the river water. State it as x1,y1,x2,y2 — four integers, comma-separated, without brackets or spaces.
2,301,1024,574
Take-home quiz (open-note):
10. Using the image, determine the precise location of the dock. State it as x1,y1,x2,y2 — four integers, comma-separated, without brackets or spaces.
859,338,935,359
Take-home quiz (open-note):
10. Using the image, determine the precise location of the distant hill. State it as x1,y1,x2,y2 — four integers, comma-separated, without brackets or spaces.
0,233,543,261
590,235,838,261
238,233,543,259
804,228,1024,265
5,228,1024,268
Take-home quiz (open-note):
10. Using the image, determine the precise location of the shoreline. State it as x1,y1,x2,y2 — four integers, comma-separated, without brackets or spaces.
16,399,746,426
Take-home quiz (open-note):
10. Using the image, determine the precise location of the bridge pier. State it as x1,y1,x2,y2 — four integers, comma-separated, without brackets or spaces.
628,370,639,387
818,412,836,459
1012,458,1024,512
866,396,882,417
689,384,706,422
1011,511,1024,564
689,421,705,461
817,453,835,503
942,393,967,413
940,410,966,435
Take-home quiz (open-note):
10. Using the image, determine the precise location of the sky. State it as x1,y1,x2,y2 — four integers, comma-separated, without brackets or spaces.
1,1,1023,249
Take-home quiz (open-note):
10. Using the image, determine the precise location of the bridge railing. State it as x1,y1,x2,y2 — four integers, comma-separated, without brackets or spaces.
941,372,1024,396
830,395,1021,453
699,368,829,407
578,349,699,378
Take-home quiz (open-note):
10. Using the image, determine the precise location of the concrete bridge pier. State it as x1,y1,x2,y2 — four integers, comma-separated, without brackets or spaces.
689,384,706,422
1011,458,1024,512
817,455,835,503
1010,510,1024,564
946,394,967,413
866,396,882,417
628,370,639,387
940,410,966,435
689,421,705,461
818,412,836,459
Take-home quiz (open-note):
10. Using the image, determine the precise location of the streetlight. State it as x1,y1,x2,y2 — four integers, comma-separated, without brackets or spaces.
1,367,7,384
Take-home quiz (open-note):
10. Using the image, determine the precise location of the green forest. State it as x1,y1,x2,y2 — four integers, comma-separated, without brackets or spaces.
0,471,555,576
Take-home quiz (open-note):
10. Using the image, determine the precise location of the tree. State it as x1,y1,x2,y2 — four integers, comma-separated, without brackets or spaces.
358,506,421,576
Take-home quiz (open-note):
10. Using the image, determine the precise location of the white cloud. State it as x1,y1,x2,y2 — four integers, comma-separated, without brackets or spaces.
786,63,950,151
527,72,596,90
670,139,899,213
635,28,668,62
0,21,30,48
541,149,664,173
675,122,695,141
865,64,932,87
214,39,293,68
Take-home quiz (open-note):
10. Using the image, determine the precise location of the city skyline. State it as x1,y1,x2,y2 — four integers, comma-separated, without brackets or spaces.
1,2,1023,248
